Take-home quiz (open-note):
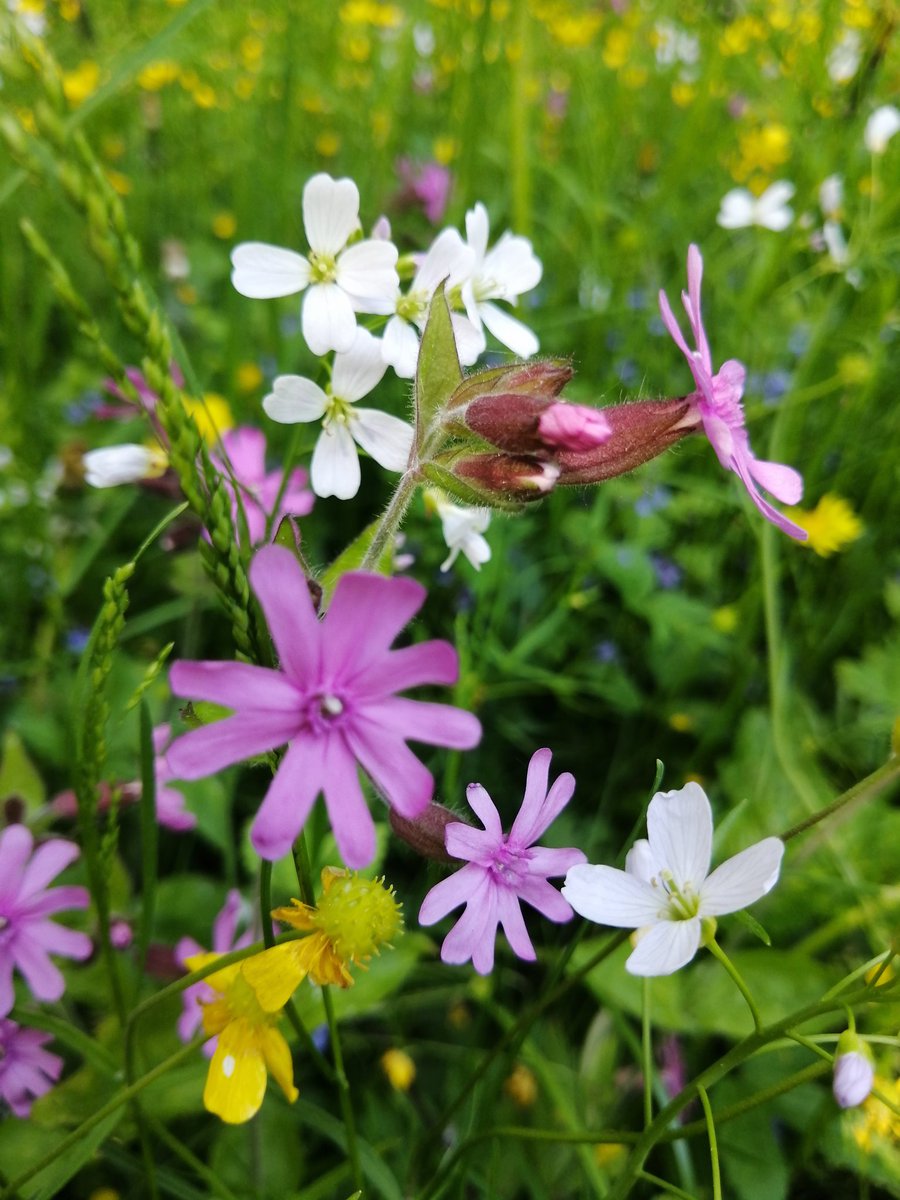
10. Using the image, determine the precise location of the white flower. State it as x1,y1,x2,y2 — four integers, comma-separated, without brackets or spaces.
83,444,167,488
461,202,543,358
432,495,491,571
262,327,413,500
717,182,795,232
382,228,482,378
818,174,843,220
827,28,862,84
864,105,900,155
231,173,399,356
562,782,784,977
833,1039,875,1109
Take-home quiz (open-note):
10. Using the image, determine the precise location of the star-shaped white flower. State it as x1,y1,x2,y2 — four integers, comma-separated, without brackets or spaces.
562,782,784,976
431,493,491,572
461,202,543,358
231,174,399,356
382,228,483,378
717,182,795,232
262,327,413,500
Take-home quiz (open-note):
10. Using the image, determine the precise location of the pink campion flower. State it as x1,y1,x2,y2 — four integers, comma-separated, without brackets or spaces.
396,158,453,224
210,426,314,546
658,245,807,540
0,825,92,1016
418,748,586,975
153,724,197,832
166,544,482,867
175,889,252,1056
0,1019,63,1117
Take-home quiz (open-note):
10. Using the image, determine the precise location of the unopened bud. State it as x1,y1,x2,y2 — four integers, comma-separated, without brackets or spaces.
556,397,699,485
833,1032,875,1109
390,802,467,863
452,453,559,503
538,403,611,451
448,359,572,411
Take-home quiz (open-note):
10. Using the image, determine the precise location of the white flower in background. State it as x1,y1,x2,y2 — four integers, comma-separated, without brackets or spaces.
461,203,543,358
562,782,784,976
864,105,900,154
654,20,700,77
818,174,843,220
262,327,413,500
83,444,168,488
826,28,862,84
382,228,482,378
717,182,795,232
231,174,399,356
429,492,492,571
8,0,46,35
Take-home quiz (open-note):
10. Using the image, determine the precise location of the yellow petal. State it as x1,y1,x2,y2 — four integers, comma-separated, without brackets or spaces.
183,951,242,995
271,899,316,930
241,942,315,1012
201,997,232,1038
305,936,354,988
259,1025,299,1105
203,1019,268,1125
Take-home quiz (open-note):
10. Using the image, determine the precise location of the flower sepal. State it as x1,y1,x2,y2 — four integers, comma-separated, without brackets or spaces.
421,454,556,509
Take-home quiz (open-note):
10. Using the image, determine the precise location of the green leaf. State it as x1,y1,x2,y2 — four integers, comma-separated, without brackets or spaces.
25,1108,123,1200
320,518,394,608
414,281,462,451
291,1098,403,1200
734,908,772,946
0,729,45,809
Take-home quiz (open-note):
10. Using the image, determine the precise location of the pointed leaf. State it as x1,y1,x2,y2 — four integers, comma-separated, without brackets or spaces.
733,907,772,946
414,282,462,450
319,519,395,608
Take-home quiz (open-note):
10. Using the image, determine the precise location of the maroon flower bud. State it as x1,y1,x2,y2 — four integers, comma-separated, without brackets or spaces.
444,452,559,504
447,359,572,410
556,397,700,485
390,802,470,863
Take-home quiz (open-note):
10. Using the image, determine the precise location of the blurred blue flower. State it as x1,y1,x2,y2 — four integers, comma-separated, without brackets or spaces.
650,554,682,589
635,485,671,517
594,639,619,664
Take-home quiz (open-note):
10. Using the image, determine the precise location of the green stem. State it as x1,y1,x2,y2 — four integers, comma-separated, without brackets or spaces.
706,938,763,1034
0,1039,203,1200
149,1117,241,1200
359,469,419,572
697,1086,720,1200
637,1170,699,1200
322,987,362,1194
260,859,275,948
780,756,900,843
642,978,653,1128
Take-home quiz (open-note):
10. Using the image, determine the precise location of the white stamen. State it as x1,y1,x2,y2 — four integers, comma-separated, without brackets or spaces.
321,695,344,717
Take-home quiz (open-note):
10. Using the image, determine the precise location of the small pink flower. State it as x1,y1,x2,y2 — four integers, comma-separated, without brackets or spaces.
396,158,453,224
211,426,314,547
658,245,807,540
0,825,92,1016
419,748,586,975
0,1018,63,1117
152,724,197,832
166,545,482,867
175,889,252,1055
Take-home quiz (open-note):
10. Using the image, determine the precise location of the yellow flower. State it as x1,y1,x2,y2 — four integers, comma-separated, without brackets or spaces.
315,131,341,157
104,169,131,196
433,135,459,165
381,1048,416,1091
235,362,264,393
668,712,695,733
184,952,298,1125
712,605,739,634
183,393,234,443
137,61,179,91
62,61,100,107
211,211,237,240
784,494,864,557
243,869,403,1012
504,1063,538,1108
851,1075,900,1152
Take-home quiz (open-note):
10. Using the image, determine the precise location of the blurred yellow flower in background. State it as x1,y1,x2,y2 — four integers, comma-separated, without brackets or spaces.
785,494,864,557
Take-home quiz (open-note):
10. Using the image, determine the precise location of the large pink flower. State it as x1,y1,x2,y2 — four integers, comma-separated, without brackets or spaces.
0,825,92,1016
166,545,482,867
658,245,807,540
419,748,586,975
210,426,314,547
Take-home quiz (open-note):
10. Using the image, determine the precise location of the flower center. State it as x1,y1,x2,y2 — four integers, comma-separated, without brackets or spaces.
396,291,426,323
322,394,355,430
488,840,530,885
657,870,701,921
308,250,337,284
303,691,348,735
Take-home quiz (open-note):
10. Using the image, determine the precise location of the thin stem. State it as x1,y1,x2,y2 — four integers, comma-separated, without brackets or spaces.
706,938,763,1033
642,978,653,1128
697,1086,720,1200
780,756,900,843
322,986,362,1194
148,1118,242,1200
259,859,275,948
359,469,419,571
637,1170,700,1200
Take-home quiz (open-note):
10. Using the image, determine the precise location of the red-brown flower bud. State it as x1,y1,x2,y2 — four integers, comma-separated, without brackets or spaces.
556,397,700,485
449,452,559,503
389,802,469,863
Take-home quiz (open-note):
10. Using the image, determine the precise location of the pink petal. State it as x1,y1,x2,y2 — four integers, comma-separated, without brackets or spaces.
646,783,713,890
169,659,301,713
17,838,79,899
516,874,577,923
464,782,503,838
441,876,499,974
344,720,433,818
496,888,536,961
320,735,376,869
0,825,33,905
323,572,425,678
22,886,90,919
165,712,297,781
12,937,67,1003
29,921,92,961
509,748,575,846
685,244,711,369
526,846,587,878
218,427,266,486
419,862,487,924
212,890,245,953
0,965,15,1015
625,918,702,977
351,641,459,699
733,457,809,540
250,737,324,861
444,823,498,865
364,697,482,750
249,544,323,682
747,458,803,506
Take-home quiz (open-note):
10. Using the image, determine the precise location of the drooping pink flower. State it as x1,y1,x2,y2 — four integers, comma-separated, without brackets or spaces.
418,748,586,975
210,427,314,546
166,545,482,867
153,724,197,832
0,1018,63,1117
175,889,252,1055
658,245,807,539
0,825,92,1016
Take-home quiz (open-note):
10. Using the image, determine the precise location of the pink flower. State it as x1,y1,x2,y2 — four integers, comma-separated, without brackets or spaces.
211,427,314,546
658,245,807,540
0,1018,63,1117
418,748,586,974
166,545,482,867
396,158,452,224
153,724,197,832
175,889,252,1055
537,403,611,451
0,825,92,1016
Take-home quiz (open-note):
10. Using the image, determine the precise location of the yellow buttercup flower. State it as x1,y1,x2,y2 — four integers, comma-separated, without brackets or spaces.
381,1047,416,1092
183,393,234,443
62,61,100,107
784,494,864,557
185,952,298,1125
243,868,403,1012
504,1063,538,1108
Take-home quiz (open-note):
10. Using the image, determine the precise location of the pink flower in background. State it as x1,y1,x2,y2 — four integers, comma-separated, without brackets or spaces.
153,724,197,832
419,748,586,974
175,889,252,1055
0,1019,63,1117
396,158,453,224
0,825,92,1016
166,545,482,867
211,427,314,546
658,245,807,539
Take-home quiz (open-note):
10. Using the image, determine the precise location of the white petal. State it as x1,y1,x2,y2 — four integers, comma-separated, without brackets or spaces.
382,315,421,379
624,839,662,884
700,837,784,917
561,864,664,928
351,409,414,472
83,444,161,487
262,375,328,424
625,918,702,976
231,242,310,299
481,232,542,298
716,189,755,230
864,105,900,154
479,301,540,357
303,173,360,255
465,202,490,263
756,183,794,231
414,228,476,293
302,283,357,355
646,782,712,890
336,240,400,312
451,312,486,366
332,326,388,401
311,425,360,499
